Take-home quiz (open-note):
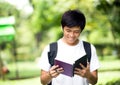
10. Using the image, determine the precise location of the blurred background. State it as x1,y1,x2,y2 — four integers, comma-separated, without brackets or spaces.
0,0,120,85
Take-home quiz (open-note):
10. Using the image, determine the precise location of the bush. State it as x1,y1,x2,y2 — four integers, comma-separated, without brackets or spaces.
106,79,120,85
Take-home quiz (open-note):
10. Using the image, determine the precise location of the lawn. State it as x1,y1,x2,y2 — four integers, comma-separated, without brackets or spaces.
98,56,120,85
0,61,41,85
0,77,41,85
0,56,120,85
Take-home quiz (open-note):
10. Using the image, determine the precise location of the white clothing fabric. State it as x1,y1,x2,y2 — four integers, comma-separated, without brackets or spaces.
38,39,100,85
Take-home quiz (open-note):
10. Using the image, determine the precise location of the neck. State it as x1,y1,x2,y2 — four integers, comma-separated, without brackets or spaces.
62,37,79,46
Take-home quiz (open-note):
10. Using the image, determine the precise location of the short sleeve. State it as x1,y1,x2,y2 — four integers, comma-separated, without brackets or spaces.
38,45,51,71
90,44,100,72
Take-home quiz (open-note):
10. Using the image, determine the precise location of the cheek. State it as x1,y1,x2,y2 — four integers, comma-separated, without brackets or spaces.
64,31,69,36
72,34,80,39
76,33,80,37
74,32,80,36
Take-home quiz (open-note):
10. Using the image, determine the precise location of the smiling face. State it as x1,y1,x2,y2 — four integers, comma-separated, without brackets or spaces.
62,26,81,46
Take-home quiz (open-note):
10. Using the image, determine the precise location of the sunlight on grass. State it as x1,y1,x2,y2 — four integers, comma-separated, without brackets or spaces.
0,77,42,85
6,61,40,79
97,56,120,85
98,71,120,85
99,60,120,71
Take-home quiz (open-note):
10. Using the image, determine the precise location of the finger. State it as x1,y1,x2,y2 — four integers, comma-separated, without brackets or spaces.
56,67,64,73
52,67,63,74
50,65,59,70
53,68,64,77
74,68,80,71
87,62,90,68
51,72,59,78
80,63,86,69
49,65,59,76
49,69,59,78
74,68,83,75
74,68,81,73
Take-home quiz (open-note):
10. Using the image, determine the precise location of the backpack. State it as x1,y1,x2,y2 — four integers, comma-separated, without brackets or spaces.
47,41,91,85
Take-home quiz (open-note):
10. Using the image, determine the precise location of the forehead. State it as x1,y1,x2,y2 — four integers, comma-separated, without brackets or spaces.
64,26,81,31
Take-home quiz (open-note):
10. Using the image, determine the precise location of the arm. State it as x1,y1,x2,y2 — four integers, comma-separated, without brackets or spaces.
86,70,98,85
40,70,52,85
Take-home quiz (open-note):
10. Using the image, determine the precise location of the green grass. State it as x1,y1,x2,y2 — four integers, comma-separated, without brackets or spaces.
99,59,120,72
0,77,41,85
97,56,120,85
98,71,120,85
0,56,120,85
0,61,41,85
4,61,40,79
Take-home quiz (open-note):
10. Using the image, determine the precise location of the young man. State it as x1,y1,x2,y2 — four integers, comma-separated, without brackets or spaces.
39,9,100,85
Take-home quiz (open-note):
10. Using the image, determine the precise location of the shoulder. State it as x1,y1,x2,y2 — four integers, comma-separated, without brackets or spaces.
41,44,50,53
44,41,58,51
81,40,97,51
49,39,61,45
81,40,95,47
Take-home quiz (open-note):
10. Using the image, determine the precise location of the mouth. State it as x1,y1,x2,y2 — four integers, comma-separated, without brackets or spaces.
67,37,76,42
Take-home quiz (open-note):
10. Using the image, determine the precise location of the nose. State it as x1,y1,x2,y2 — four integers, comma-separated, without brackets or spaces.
70,32,74,37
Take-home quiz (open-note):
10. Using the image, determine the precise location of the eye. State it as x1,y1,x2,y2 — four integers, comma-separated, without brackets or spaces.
66,29,71,32
74,31,80,33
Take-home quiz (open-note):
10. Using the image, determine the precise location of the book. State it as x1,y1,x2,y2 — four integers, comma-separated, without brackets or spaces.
54,55,87,77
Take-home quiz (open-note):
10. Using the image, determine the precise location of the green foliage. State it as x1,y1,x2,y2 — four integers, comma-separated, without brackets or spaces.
106,79,120,85
96,0,120,44
6,62,40,79
0,77,41,85
89,29,114,44
99,56,120,71
28,0,120,59
30,0,104,47
30,0,61,33
29,0,87,52
0,2,18,17
98,56,120,85
0,1,20,27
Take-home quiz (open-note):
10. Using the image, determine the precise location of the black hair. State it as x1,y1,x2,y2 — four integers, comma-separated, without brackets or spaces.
61,9,86,31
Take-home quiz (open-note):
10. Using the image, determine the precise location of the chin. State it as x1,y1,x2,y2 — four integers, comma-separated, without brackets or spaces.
68,40,78,45
67,42,76,45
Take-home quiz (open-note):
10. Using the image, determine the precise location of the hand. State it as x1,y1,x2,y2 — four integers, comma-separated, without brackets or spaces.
49,65,64,78
74,62,91,78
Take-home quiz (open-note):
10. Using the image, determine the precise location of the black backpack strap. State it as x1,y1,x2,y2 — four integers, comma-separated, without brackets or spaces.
83,41,91,62
48,42,57,85
48,42,58,66
48,82,52,85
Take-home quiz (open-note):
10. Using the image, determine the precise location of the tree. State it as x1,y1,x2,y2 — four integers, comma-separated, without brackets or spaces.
29,0,116,57
29,0,80,50
96,0,120,58
29,0,97,45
